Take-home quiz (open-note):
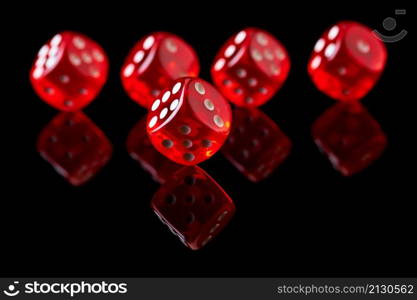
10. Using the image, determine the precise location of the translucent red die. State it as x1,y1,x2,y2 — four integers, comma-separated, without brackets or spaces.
126,116,182,183
211,28,290,107
146,77,232,165
151,166,235,250
312,102,387,176
222,108,291,182
308,21,387,101
30,32,109,111
121,32,200,108
37,112,112,185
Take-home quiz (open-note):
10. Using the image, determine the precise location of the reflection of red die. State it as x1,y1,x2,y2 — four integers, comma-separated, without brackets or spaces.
312,102,387,176
146,77,232,165
121,32,200,108
30,32,109,111
222,108,291,182
211,28,290,107
126,116,182,183
308,21,387,101
37,112,112,186
151,166,235,250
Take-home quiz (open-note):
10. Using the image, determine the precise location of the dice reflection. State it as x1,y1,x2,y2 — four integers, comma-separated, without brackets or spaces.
222,107,292,182
126,116,183,183
151,166,235,250
312,102,387,176
37,111,112,186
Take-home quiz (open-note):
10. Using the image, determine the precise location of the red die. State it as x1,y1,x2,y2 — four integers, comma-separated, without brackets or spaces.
30,32,109,111
151,166,235,250
121,32,200,108
312,102,387,176
126,116,182,183
146,77,232,165
222,108,291,182
211,28,290,107
37,112,112,185
308,21,387,101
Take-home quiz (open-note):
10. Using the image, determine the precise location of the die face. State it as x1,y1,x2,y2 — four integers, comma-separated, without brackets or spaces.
30,32,109,111
126,116,182,183
211,28,290,107
308,21,387,102
312,102,387,176
222,108,291,181
147,77,232,165
121,32,200,108
151,166,235,250
37,112,113,185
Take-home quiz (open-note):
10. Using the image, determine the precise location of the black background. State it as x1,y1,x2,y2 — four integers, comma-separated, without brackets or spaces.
2,3,414,277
